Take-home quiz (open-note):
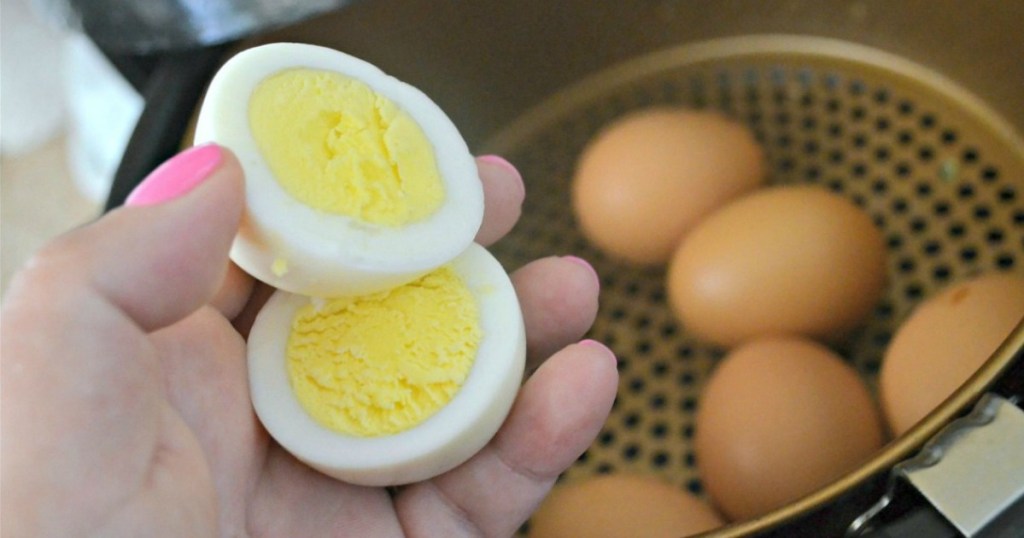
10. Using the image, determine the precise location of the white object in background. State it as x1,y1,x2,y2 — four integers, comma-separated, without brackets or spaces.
0,0,68,156
63,33,144,202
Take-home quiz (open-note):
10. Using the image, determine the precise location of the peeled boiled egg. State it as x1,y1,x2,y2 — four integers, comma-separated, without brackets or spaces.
695,337,884,520
195,43,484,297
248,243,525,486
572,108,765,265
668,185,887,347
529,473,724,538
880,272,1024,436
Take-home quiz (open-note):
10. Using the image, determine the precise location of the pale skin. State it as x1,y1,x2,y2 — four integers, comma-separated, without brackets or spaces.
1,151,619,537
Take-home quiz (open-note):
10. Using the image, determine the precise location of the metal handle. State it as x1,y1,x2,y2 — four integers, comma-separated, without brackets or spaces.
849,394,1024,538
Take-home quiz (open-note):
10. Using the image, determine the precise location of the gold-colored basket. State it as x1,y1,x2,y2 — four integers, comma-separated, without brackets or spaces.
479,35,1024,536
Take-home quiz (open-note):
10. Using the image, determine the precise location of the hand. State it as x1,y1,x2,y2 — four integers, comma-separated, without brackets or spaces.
1,147,618,537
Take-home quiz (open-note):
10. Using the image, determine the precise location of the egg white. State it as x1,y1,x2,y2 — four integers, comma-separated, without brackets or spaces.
247,243,526,486
194,43,484,297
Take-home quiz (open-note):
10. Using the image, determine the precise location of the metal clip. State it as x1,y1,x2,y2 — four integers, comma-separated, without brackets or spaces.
849,394,1024,537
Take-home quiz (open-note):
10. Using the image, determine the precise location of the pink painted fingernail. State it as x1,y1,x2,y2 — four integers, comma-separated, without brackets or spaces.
478,154,525,200
126,144,224,206
562,255,600,287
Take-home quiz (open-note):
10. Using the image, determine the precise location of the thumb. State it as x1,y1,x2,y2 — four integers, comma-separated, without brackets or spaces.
0,143,241,535
37,143,244,331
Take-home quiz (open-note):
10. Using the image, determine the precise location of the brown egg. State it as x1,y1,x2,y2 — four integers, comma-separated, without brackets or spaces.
695,337,884,521
572,108,765,265
529,473,724,538
880,273,1024,436
668,185,887,347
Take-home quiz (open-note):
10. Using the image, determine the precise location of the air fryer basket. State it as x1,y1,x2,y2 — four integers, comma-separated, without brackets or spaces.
477,35,1024,536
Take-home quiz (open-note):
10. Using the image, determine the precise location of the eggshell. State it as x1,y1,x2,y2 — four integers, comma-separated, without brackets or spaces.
572,108,765,265
880,273,1024,436
194,43,484,297
247,243,525,486
695,337,884,520
529,474,724,538
668,185,887,347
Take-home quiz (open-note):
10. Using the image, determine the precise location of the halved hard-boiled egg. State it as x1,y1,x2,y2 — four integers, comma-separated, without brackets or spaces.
201,43,524,486
248,242,526,486
194,43,484,297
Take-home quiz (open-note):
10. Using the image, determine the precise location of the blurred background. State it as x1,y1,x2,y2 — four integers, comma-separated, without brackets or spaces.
1,0,108,293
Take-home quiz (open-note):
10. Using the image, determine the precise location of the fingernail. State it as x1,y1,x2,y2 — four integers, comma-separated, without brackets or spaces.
126,144,224,207
478,154,525,201
562,255,600,287
579,339,617,361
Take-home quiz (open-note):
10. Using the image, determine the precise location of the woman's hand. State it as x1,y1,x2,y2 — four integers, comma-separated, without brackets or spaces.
1,146,618,537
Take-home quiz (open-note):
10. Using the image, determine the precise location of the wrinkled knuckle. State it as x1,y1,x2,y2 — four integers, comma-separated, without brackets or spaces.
6,232,99,308
26,229,90,272
11,248,71,296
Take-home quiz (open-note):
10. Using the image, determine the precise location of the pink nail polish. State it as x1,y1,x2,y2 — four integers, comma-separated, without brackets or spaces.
478,154,525,200
562,255,600,286
126,144,224,206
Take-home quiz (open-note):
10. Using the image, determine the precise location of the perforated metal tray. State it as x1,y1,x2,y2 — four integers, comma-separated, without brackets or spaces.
479,35,1024,536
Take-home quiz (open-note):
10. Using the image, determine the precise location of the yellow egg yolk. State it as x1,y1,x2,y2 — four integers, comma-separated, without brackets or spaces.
286,266,481,437
249,68,445,226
